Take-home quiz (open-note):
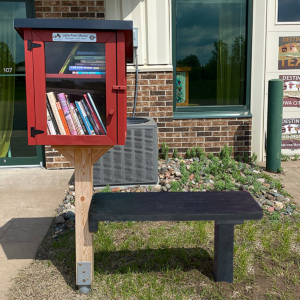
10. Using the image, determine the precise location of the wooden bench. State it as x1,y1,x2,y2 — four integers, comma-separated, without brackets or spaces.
89,191,263,284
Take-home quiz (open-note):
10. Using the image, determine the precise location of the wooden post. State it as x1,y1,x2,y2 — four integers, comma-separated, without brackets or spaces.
53,145,112,293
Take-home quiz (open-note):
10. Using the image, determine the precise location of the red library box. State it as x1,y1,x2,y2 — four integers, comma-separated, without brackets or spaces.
14,19,133,146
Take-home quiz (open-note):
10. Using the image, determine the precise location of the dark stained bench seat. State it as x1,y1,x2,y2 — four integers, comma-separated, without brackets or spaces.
88,191,263,283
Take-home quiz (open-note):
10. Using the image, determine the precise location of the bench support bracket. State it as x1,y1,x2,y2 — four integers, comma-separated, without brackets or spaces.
213,220,244,283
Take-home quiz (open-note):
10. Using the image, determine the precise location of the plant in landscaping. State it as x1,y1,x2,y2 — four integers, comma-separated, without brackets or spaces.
197,147,205,158
278,167,284,173
219,144,233,159
294,154,299,161
194,173,200,183
170,181,182,192
208,152,214,160
251,152,258,165
191,147,196,158
101,185,111,193
214,180,226,191
236,154,242,162
161,142,169,160
173,148,178,159
148,185,152,191
186,149,191,159
244,152,249,163
281,153,290,162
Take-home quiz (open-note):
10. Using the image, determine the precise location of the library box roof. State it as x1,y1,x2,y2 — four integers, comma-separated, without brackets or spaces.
14,18,134,63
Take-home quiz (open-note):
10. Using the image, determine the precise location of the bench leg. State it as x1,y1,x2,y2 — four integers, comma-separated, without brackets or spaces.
213,222,235,283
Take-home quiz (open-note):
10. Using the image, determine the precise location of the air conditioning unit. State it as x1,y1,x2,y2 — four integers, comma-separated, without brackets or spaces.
93,117,158,187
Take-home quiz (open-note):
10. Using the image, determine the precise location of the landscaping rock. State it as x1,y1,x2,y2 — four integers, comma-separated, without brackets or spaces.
274,201,284,209
55,216,65,224
65,210,75,220
111,187,120,193
256,178,265,183
266,200,274,207
276,196,285,202
153,185,162,192
268,207,275,212
162,186,167,192
165,184,171,190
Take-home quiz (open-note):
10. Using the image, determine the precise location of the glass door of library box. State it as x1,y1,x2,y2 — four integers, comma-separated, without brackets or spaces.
29,30,117,146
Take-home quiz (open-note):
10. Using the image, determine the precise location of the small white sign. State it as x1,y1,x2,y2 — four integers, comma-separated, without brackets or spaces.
52,33,97,42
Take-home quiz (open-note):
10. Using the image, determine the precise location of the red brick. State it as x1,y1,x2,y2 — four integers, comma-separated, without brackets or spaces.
71,6,87,11
36,7,51,11
88,6,105,12
158,96,173,101
197,121,212,126
150,91,165,96
53,6,69,12
62,0,78,5
44,1,61,5
205,126,220,132
150,80,166,85
206,137,220,142
174,127,189,132
36,13,44,18
45,12,62,17
228,121,244,125
158,128,173,132
79,12,95,17
62,12,79,17
205,147,220,153
96,1,105,6
79,1,95,5
158,74,173,79
141,74,156,79
213,132,227,136
212,120,228,126
35,1,43,6
182,132,197,137
181,121,197,127
141,85,157,91
157,85,173,91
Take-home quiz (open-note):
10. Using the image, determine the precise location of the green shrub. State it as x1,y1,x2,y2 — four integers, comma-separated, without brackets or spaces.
186,149,191,159
170,181,182,192
244,152,249,163
161,142,169,160
101,185,111,193
191,148,196,158
208,153,214,160
294,154,299,161
173,148,178,159
219,145,233,159
197,147,205,158
281,153,290,162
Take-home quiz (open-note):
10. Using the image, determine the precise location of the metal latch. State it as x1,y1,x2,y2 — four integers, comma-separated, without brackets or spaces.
27,40,41,51
113,85,126,90
30,127,44,137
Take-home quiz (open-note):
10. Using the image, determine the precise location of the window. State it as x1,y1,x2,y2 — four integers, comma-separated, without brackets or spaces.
172,0,252,118
278,0,300,22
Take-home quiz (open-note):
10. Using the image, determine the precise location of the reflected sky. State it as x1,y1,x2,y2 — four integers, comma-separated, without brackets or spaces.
0,2,26,66
278,0,300,22
176,1,246,65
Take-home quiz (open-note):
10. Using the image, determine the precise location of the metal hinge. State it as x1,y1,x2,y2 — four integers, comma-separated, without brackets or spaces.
112,85,126,90
31,127,44,137
27,40,41,51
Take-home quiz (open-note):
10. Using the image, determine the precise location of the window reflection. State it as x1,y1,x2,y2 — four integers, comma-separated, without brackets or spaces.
176,1,247,107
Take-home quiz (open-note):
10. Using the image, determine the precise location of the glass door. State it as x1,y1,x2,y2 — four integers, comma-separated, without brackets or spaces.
0,0,43,166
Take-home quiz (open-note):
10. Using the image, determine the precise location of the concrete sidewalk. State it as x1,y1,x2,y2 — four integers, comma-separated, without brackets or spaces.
0,168,74,300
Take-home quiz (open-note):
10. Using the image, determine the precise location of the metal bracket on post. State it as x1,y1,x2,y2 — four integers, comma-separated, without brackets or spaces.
77,262,92,285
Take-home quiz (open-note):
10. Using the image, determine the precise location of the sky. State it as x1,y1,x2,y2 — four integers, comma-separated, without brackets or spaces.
176,2,246,65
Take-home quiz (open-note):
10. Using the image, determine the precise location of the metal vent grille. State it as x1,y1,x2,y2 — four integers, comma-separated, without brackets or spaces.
93,117,158,187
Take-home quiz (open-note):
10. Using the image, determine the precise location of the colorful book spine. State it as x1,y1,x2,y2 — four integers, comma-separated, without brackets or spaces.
81,99,100,135
76,51,104,56
76,101,95,135
65,96,83,135
74,105,89,135
84,94,105,135
56,102,71,135
46,92,66,135
80,60,105,63
59,43,80,74
46,98,60,134
74,56,105,60
57,93,78,135
69,103,84,135
72,71,106,75
47,108,56,135
75,63,106,67
69,66,104,71
87,93,107,135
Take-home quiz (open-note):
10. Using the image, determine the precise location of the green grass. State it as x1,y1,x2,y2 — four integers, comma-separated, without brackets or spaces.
43,216,300,299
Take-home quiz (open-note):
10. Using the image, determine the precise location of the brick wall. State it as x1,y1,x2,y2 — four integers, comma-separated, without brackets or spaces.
127,71,252,159
35,0,105,19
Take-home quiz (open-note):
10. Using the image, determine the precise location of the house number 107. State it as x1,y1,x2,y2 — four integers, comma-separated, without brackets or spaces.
3,68,12,73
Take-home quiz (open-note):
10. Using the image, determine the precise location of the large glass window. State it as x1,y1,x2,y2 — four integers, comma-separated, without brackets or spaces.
0,1,37,159
174,0,251,111
278,0,300,22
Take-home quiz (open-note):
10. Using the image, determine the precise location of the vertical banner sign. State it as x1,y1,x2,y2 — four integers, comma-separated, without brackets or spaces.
279,37,300,70
176,72,187,104
282,118,300,149
280,75,300,107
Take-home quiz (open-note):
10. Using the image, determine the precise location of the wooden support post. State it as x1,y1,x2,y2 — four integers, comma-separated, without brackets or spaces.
52,145,112,293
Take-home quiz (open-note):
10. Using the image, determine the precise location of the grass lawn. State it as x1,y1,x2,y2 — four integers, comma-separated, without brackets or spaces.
10,216,300,299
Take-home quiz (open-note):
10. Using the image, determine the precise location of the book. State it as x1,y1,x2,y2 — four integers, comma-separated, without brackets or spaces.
59,43,80,74
75,63,106,67
47,108,56,135
69,66,104,71
56,102,71,135
46,92,66,135
73,105,89,135
76,101,95,135
46,97,60,134
81,99,101,135
72,71,106,75
74,56,105,60
76,51,105,56
83,94,104,135
87,93,107,135
80,60,105,63
57,93,78,135
65,95,84,135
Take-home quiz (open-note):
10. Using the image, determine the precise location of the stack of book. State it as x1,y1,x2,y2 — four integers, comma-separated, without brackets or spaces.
59,44,106,76
46,92,106,136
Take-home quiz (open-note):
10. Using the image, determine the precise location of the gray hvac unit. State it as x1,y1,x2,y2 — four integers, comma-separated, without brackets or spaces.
93,117,158,187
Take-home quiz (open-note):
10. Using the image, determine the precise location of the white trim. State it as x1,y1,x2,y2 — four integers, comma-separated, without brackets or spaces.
127,65,173,73
0,165,42,169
